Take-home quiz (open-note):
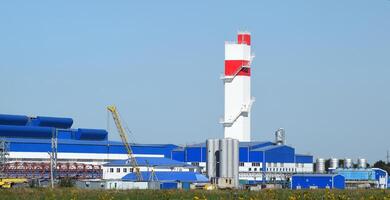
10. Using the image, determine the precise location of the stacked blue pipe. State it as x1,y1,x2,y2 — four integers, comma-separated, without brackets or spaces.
74,129,108,140
0,125,54,138
0,114,29,126
0,113,107,141
29,116,73,129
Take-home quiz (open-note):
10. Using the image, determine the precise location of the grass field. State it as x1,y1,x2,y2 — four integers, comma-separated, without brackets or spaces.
0,188,389,200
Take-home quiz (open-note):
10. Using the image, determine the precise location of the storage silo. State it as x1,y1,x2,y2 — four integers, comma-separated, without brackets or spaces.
232,139,239,188
358,158,367,169
344,158,353,168
219,138,229,178
206,139,219,178
316,158,325,173
330,158,339,169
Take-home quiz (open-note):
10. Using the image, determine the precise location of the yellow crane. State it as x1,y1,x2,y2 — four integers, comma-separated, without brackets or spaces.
107,105,143,181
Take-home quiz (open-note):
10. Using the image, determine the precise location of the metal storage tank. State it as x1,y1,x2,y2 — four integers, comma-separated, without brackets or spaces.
358,158,367,168
275,128,285,145
219,139,229,178
330,158,339,169
232,139,239,188
316,158,325,173
344,158,353,168
206,139,219,178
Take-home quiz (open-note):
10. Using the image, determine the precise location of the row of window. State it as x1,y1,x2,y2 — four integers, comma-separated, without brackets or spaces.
246,167,297,172
108,167,134,173
239,162,307,168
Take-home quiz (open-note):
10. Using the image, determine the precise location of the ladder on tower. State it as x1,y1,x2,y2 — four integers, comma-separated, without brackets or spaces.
220,98,255,127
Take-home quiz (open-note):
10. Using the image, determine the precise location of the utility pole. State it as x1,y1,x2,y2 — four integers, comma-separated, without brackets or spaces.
49,129,58,189
387,150,389,164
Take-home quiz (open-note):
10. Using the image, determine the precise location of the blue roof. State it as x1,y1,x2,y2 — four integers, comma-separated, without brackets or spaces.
293,174,341,178
251,144,291,151
104,157,191,167
183,141,273,148
122,171,208,182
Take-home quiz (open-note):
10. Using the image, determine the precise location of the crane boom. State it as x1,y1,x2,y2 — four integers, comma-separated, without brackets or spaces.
107,105,143,181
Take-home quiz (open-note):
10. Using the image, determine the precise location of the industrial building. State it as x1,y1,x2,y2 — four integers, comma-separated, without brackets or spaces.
334,168,388,189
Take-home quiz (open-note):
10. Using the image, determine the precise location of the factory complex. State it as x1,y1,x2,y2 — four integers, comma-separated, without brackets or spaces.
0,32,388,190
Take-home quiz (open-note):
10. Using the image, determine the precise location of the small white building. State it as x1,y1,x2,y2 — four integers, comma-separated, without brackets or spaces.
102,157,198,180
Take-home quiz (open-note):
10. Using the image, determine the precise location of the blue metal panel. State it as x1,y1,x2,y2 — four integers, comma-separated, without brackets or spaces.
264,146,294,163
333,175,345,189
161,182,178,189
29,116,73,129
291,174,340,189
74,129,108,140
57,129,73,139
239,147,249,162
295,154,313,163
186,147,202,162
171,150,185,162
249,151,263,162
0,114,28,126
0,125,54,139
249,142,274,150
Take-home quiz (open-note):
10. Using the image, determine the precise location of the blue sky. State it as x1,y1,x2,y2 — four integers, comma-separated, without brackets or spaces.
0,1,389,162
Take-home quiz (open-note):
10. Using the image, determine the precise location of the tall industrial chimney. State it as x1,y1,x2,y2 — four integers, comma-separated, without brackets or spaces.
221,32,254,142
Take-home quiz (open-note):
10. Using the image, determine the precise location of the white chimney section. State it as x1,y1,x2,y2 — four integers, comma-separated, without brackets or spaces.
220,32,254,142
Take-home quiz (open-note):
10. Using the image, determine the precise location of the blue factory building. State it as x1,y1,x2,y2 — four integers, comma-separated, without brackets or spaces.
291,174,345,189
0,113,314,183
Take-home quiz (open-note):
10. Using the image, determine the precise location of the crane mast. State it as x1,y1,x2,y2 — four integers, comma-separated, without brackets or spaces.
107,105,143,181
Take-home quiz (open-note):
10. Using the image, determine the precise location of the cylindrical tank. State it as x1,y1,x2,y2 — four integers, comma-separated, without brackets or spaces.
232,139,239,188
344,158,353,168
358,158,367,168
275,128,285,145
330,158,339,169
316,158,325,173
219,139,229,178
206,139,219,179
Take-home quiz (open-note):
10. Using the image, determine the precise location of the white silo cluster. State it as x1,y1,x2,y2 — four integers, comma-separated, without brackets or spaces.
315,157,368,173
206,138,239,188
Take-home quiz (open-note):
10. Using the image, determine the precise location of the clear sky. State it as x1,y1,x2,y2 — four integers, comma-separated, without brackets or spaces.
0,1,389,163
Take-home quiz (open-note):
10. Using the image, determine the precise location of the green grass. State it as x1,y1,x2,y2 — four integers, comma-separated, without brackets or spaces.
0,188,389,200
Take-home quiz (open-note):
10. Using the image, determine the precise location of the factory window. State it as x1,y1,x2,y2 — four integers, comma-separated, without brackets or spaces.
280,163,284,167
123,168,127,173
239,162,244,166
252,162,260,167
191,162,199,166
130,168,134,172
109,168,114,173
267,163,271,167
248,168,251,171
116,168,120,173
254,168,257,171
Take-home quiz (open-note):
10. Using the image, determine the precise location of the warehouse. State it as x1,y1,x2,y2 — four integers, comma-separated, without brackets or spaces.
291,174,345,189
